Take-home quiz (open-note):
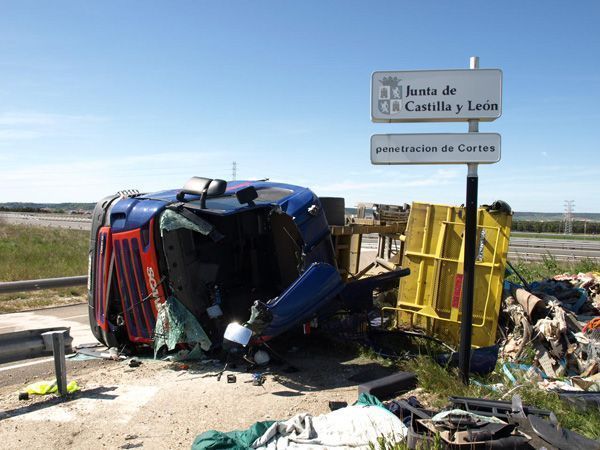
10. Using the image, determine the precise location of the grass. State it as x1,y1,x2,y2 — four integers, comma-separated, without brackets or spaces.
366,355,600,446
0,222,89,312
0,222,88,281
507,256,600,285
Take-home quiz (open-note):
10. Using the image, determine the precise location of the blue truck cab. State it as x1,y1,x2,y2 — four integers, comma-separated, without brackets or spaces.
88,177,406,352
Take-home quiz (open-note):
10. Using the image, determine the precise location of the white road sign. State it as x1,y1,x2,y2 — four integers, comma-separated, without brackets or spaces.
371,133,501,165
371,69,502,123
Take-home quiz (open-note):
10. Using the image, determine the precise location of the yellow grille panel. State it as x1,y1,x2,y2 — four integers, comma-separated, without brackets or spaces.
393,202,512,348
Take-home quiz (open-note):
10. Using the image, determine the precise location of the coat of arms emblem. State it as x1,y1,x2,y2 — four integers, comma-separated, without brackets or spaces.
378,76,402,115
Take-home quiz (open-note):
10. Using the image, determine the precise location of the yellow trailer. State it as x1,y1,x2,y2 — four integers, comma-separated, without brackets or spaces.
384,201,512,348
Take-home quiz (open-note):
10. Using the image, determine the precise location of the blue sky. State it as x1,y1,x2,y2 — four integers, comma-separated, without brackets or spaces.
1,1,599,212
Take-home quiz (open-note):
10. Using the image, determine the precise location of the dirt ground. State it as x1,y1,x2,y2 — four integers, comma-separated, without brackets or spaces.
0,339,394,449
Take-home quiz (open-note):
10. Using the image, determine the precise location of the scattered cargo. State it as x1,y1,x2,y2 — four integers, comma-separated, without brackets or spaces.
192,392,600,449
500,270,600,394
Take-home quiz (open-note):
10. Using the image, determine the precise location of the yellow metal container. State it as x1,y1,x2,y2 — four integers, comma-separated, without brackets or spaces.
390,202,512,348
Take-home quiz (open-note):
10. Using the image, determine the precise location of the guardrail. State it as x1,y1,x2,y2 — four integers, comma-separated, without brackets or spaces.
0,327,72,364
0,275,87,294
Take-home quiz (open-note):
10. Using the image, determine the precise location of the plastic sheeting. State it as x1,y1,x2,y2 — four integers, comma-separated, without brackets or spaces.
154,296,212,358
191,394,407,450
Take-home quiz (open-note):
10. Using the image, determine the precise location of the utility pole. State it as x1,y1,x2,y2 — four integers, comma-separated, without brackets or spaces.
564,200,574,235
232,161,237,181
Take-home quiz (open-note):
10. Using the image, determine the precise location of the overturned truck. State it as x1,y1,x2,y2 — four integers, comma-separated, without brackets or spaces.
88,177,408,352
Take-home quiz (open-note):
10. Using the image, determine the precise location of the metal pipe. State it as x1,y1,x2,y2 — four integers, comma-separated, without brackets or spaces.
0,275,87,294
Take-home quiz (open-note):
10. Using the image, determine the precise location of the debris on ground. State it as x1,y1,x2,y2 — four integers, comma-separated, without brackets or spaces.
72,346,128,361
192,392,600,449
126,359,140,369
500,271,600,396
192,393,407,449
390,394,600,449
252,373,266,387
23,380,80,396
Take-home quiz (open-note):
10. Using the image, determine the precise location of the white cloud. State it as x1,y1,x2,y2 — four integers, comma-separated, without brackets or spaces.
0,129,44,140
0,112,107,142
0,151,224,202
312,168,461,193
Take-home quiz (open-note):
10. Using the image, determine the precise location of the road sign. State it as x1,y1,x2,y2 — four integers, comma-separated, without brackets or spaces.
371,133,501,165
370,57,504,385
371,69,502,123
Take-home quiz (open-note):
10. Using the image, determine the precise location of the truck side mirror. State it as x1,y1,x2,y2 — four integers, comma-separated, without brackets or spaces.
236,186,258,206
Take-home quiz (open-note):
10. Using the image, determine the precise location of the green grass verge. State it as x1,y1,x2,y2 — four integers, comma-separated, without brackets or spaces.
0,223,89,280
0,222,89,312
507,256,600,284
367,355,600,447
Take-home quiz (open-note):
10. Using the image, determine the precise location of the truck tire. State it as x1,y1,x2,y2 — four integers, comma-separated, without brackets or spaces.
319,197,346,226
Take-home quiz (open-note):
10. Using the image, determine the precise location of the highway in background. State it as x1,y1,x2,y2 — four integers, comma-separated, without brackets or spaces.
0,211,91,230
361,234,600,262
2,212,600,261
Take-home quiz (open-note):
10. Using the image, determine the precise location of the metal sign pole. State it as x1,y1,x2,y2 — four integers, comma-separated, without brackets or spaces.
51,331,68,396
459,56,480,385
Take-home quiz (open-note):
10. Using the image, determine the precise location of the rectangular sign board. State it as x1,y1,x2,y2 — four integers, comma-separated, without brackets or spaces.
371,69,502,123
371,133,501,165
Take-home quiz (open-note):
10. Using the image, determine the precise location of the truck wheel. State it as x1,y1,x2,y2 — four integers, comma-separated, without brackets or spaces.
319,197,346,226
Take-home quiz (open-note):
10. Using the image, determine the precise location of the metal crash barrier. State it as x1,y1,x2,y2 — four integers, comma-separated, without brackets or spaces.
0,327,73,364
0,275,87,294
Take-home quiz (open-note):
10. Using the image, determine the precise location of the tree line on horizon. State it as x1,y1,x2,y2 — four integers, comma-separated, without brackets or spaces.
512,220,600,235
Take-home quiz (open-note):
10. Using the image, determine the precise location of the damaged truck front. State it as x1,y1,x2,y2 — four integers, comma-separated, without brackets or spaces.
88,177,407,354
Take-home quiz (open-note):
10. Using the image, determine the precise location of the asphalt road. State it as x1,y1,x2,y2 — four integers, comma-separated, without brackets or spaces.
362,234,600,261
2,212,599,262
0,212,91,230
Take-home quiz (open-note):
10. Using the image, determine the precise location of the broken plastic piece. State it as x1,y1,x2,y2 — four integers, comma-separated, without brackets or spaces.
252,373,266,386
253,350,270,366
529,414,600,450
206,304,223,319
223,322,253,346
502,362,546,385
